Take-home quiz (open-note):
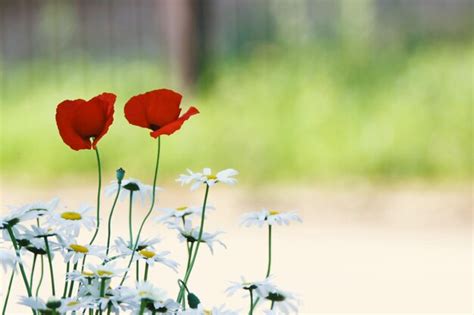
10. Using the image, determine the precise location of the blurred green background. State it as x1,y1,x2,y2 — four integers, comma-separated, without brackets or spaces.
0,0,472,184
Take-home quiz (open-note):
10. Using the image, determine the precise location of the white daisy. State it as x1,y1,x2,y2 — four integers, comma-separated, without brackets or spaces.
241,209,302,227
104,178,159,205
49,205,96,236
179,304,238,315
263,288,299,314
87,261,127,279
136,281,167,302
108,286,141,313
152,298,180,314
58,297,89,313
155,205,214,223
137,249,179,272
60,237,106,264
225,277,276,298
177,168,238,191
22,197,59,219
0,248,20,272
169,219,226,254
19,296,62,312
0,205,38,240
18,296,48,311
114,236,161,259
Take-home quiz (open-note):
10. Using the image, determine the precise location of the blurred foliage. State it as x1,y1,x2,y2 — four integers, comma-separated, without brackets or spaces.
0,42,472,184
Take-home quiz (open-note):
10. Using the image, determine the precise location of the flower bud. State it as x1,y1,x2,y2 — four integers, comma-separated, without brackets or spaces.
187,292,201,309
116,168,125,183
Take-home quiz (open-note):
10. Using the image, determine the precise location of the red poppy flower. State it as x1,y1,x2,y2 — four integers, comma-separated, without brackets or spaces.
56,92,116,151
124,89,199,138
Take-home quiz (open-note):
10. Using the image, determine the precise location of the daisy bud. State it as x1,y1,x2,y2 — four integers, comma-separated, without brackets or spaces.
187,292,201,309
116,168,125,183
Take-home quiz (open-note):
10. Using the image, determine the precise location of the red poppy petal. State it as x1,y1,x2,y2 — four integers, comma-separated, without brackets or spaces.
91,93,116,148
73,100,107,138
56,100,92,150
124,93,152,129
150,106,199,138
145,89,183,128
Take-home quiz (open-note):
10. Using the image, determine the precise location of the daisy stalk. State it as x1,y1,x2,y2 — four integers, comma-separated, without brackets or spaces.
120,137,161,285
35,256,44,296
42,235,56,296
2,270,15,315
177,183,210,303
128,191,134,247
5,225,35,314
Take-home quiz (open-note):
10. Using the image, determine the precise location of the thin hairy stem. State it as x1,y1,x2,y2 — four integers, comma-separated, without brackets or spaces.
120,138,161,285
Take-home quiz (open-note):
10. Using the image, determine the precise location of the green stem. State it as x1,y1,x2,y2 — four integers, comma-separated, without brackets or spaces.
249,289,255,315
177,184,210,303
62,261,70,297
98,278,106,315
252,224,273,309
80,147,103,275
43,236,56,296
128,191,134,247
67,262,79,297
266,225,272,277
35,255,44,297
271,301,275,310
2,269,15,315
89,147,102,245
120,138,161,285
144,263,149,281
6,226,35,315
138,300,146,315
136,260,140,282
29,253,37,290
106,182,122,256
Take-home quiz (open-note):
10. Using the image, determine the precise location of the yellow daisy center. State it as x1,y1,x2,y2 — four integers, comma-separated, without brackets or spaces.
82,271,94,277
207,175,217,180
61,212,82,220
97,270,113,277
176,206,188,211
139,249,156,259
138,291,149,297
204,310,212,315
269,210,280,216
67,301,80,307
70,244,89,253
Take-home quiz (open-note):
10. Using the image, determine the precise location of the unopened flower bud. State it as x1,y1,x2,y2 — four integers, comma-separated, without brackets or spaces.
187,292,201,309
116,168,125,183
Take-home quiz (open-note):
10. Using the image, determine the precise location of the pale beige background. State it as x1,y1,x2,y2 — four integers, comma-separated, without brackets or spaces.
1,181,472,314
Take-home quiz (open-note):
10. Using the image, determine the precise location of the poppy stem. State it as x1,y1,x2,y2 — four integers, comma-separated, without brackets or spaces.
89,147,102,245
105,181,122,257
120,137,161,286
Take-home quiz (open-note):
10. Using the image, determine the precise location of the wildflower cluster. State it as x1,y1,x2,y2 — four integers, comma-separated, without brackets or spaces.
1,88,302,314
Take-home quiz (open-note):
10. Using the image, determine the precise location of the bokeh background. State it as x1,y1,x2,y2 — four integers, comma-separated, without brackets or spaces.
0,0,472,314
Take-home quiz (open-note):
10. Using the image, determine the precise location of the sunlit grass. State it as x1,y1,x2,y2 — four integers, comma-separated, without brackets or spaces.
1,43,472,184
